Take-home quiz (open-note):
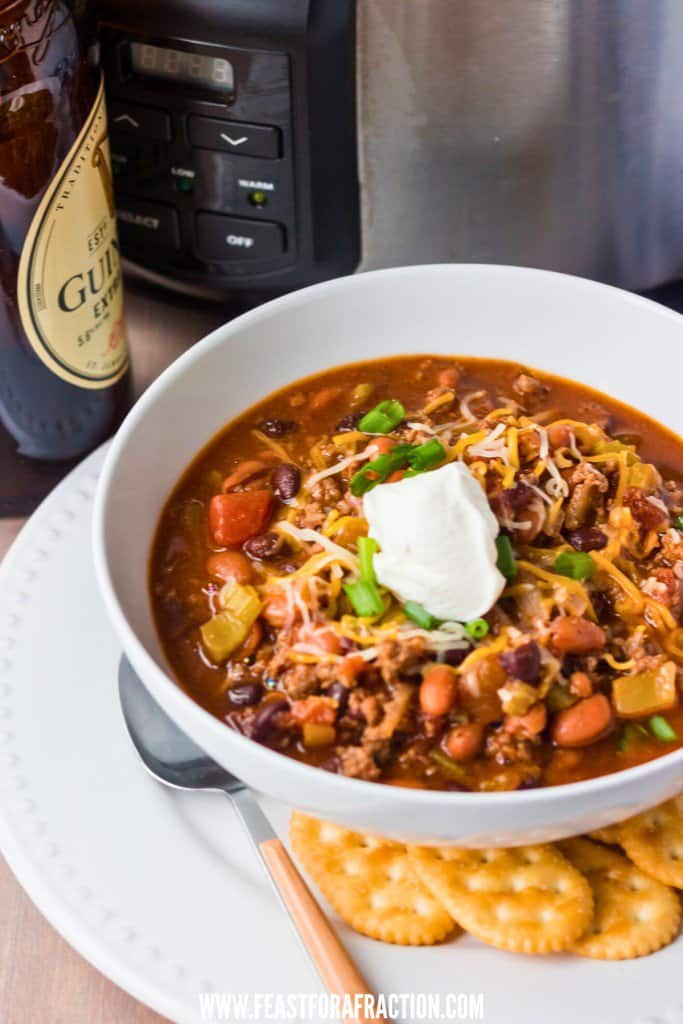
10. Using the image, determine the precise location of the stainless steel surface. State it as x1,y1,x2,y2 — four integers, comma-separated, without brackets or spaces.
357,0,683,289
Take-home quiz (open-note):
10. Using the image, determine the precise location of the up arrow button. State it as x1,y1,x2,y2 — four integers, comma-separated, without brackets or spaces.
189,116,281,159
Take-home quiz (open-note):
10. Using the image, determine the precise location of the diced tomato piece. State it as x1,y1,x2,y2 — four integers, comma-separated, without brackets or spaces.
289,697,337,725
208,490,274,547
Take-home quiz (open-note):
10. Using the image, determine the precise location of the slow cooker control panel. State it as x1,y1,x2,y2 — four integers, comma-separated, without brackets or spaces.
101,32,296,288
98,0,359,299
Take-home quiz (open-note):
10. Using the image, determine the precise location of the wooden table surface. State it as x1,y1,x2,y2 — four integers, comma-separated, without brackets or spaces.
0,280,229,1024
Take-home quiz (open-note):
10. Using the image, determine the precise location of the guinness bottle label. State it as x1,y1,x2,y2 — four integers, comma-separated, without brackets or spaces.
17,76,128,390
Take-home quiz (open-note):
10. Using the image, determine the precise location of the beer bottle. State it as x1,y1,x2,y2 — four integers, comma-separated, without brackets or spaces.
0,0,129,514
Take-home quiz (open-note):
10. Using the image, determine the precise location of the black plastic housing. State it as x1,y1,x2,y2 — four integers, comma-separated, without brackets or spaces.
97,0,360,299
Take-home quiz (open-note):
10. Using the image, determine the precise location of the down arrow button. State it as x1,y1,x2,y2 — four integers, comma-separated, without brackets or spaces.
188,116,281,159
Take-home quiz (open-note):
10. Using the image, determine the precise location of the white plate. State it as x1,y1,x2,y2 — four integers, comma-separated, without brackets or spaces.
1,445,682,1024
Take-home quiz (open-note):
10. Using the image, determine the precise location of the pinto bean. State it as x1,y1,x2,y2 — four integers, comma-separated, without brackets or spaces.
271,463,301,501
310,386,343,411
547,423,573,449
443,722,483,761
261,590,290,628
500,640,541,683
551,694,614,748
366,436,395,458
419,665,458,716
569,671,593,698
438,367,460,389
504,702,547,738
549,616,606,655
458,655,506,722
206,551,253,585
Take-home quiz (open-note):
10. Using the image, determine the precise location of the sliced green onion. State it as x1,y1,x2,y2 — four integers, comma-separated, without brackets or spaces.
676,514,683,531
429,748,466,779
358,399,405,434
349,445,416,497
407,439,447,472
349,454,392,497
358,536,378,584
649,715,678,743
403,601,438,630
617,722,650,753
554,550,594,581
495,535,517,579
465,618,489,639
344,580,385,617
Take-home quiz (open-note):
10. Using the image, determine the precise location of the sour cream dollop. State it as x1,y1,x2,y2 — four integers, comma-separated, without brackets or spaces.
363,461,505,621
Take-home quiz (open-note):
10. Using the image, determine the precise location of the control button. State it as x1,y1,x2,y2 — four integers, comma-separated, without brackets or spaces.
116,198,180,250
196,213,284,260
188,116,280,158
109,101,171,142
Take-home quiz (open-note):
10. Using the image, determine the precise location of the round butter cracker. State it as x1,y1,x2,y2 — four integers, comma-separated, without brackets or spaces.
560,837,681,960
409,843,593,954
289,812,456,946
619,795,683,889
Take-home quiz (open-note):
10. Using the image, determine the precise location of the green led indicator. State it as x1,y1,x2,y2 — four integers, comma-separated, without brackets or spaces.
176,176,194,193
249,190,267,207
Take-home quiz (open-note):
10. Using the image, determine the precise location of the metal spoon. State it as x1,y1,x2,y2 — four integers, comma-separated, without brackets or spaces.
118,657,382,1024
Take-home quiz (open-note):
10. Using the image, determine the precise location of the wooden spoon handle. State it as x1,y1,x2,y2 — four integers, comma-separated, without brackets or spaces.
259,837,386,1024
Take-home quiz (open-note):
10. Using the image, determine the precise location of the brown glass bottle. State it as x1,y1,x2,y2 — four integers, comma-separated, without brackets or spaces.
0,0,129,515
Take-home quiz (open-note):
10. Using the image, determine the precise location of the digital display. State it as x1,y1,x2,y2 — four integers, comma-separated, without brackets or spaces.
129,43,234,94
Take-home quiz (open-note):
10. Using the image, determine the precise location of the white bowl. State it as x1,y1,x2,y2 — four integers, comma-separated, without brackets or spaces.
93,264,683,846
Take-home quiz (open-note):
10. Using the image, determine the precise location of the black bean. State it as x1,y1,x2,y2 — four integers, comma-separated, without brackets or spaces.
326,681,350,715
566,526,608,551
250,698,289,740
517,776,540,790
500,640,541,683
443,648,468,668
271,463,301,501
260,418,297,438
591,589,612,620
335,412,362,433
243,531,283,560
229,682,263,707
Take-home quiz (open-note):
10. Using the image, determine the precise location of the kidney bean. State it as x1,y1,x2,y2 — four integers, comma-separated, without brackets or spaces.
419,665,458,716
549,616,606,655
326,681,350,716
243,531,284,560
260,418,297,437
500,640,541,683
271,463,301,501
501,480,533,512
250,698,289,740
551,694,614,748
206,551,253,585
443,722,483,762
443,647,468,668
229,682,263,707
566,526,607,551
